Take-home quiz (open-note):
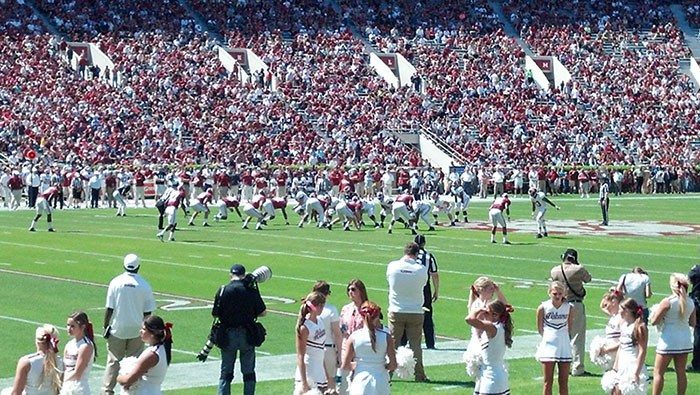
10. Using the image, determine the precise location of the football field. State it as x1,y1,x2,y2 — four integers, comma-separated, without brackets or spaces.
1,194,699,394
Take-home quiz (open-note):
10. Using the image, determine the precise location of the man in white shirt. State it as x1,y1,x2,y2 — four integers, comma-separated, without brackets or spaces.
387,243,429,382
102,254,156,395
492,168,505,198
616,267,652,320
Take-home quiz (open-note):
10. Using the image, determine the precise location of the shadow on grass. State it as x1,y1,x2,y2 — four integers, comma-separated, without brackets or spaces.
393,379,475,388
547,236,572,240
180,240,217,243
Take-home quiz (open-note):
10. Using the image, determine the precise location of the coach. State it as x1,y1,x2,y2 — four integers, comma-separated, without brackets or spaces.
102,254,156,395
550,248,591,376
387,242,429,382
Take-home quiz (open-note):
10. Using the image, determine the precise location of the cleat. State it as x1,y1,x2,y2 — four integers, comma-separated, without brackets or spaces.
47,229,55,232
428,226,436,232
203,223,210,227
261,220,268,226
543,232,548,237
503,240,511,245
411,229,418,235
380,223,384,228
298,224,303,228
255,224,262,230
374,224,380,229
536,233,543,238
285,222,290,225
156,233,164,242
29,227,36,232
491,240,497,244
188,222,194,226
343,227,350,231
388,229,392,234
464,218,469,223
450,222,456,227
169,237,175,242
242,225,249,230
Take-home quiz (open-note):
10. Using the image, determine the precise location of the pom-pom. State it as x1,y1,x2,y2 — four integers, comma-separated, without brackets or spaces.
462,348,483,378
394,346,416,379
59,380,88,395
1,388,13,395
617,372,648,395
589,336,614,370
601,370,617,394
118,356,141,395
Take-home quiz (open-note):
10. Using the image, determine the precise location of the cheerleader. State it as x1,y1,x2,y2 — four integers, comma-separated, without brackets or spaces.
535,281,571,395
650,273,697,395
295,292,328,394
61,311,96,395
465,300,513,395
1,325,62,395
590,289,624,370
466,277,508,376
601,298,648,395
342,301,396,395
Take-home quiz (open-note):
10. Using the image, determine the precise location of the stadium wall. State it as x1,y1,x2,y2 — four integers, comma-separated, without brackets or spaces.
395,53,417,88
691,57,700,87
419,133,453,174
525,56,550,91
552,56,571,89
369,53,400,89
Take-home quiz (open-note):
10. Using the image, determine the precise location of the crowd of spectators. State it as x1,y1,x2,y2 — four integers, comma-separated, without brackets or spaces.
0,0,697,176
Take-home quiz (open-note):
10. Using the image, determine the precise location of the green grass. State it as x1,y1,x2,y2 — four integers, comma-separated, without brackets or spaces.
0,194,698,394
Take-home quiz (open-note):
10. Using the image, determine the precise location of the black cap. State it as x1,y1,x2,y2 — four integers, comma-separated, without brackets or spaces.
414,234,426,245
230,264,246,275
563,249,578,263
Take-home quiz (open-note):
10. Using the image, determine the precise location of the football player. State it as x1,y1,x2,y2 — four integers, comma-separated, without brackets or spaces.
431,191,456,227
529,187,559,238
488,193,511,244
216,196,243,221
29,185,59,232
188,188,214,226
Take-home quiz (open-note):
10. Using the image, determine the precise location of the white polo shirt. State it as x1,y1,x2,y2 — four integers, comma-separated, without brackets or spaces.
105,272,156,339
386,256,428,314
618,272,650,308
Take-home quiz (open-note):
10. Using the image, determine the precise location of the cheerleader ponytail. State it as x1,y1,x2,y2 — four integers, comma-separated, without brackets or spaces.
37,324,62,394
670,273,689,318
69,311,97,361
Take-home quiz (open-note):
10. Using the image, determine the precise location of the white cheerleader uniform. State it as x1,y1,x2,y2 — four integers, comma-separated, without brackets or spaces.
348,327,391,395
132,344,168,395
535,300,572,362
601,322,648,394
60,337,94,395
474,323,510,395
657,295,695,354
1,353,63,395
294,317,327,394
465,299,487,375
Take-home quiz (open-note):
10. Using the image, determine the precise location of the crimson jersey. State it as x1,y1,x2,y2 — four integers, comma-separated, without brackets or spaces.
167,189,186,207
347,200,362,212
317,196,329,210
179,172,191,185
134,172,145,187
223,197,240,208
251,194,266,209
396,194,414,206
490,196,511,211
196,191,213,205
241,173,254,186
271,197,287,209
41,186,59,200
255,177,267,189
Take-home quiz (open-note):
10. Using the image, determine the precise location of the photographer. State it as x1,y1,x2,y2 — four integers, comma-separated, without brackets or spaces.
213,264,266,395
550,249,591,376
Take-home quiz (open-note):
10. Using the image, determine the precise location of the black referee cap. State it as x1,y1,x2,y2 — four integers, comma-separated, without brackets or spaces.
414,234,426,245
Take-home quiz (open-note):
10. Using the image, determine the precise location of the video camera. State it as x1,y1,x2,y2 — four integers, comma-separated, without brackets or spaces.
196,266,272,362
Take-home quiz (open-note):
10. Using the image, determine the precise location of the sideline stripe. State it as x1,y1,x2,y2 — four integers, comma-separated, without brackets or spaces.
0,327,662,391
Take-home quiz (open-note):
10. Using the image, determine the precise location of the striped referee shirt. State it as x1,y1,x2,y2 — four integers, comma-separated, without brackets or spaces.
417,248,438,284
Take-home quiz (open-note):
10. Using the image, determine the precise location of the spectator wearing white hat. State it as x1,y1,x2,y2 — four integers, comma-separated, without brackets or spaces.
101,254,156,395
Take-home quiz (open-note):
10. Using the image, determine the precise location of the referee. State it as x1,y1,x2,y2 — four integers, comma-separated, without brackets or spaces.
599,177,610,226
415,234,439,349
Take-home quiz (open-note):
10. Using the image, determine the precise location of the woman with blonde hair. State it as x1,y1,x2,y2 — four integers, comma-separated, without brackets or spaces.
590,288,624,370
342,301,396,395
1,325,62,395
294,292,327,394
536,281,572,395
465,300,514,395
650,273,696,395
465,277,508,373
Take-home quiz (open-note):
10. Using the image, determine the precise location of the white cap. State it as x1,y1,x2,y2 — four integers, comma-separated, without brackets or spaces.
123,254,140,271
